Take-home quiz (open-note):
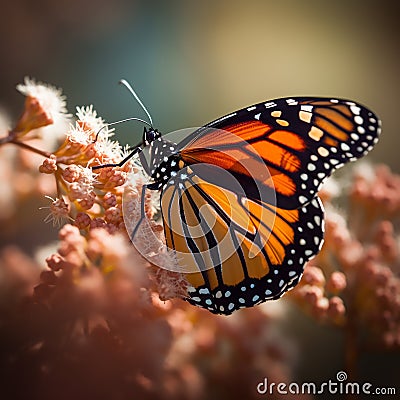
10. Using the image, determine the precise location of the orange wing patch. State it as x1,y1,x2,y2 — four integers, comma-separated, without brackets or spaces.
189,120,271,148
181,122,307,198
300,99,355,143
161,172,298,290
269,130,306,151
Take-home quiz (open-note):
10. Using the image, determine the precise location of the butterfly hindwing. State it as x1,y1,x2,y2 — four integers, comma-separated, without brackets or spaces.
159,165,324,314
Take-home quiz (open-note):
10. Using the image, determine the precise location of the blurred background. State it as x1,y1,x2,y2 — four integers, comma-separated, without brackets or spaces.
0,0,399,170
0,1,399,399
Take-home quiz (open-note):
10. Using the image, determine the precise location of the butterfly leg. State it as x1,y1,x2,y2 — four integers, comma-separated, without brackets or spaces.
92,146,142,170
130,182,152,240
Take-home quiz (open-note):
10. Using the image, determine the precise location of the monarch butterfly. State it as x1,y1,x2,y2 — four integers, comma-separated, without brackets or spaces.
96,82,381,315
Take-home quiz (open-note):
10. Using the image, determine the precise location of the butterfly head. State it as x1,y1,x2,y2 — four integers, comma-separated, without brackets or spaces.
143,127,161,146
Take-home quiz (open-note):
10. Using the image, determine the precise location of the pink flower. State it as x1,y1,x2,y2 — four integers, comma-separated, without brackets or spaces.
41,196,71,227
15,77,71,148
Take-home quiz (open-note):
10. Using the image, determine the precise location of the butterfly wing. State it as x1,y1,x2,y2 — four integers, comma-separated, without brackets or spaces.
160,164,324,314
178,97,381,208
158,97,380,314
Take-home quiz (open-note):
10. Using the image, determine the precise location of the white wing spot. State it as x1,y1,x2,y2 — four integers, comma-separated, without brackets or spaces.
301,105,313,112
350,105,361,115
354,115,364,125
318,147,329,157
299,195,308,204
341,143,350,151
307,163,316,171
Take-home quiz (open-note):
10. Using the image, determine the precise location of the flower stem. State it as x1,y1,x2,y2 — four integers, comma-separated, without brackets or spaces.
0,133,14,145
10,139,52,158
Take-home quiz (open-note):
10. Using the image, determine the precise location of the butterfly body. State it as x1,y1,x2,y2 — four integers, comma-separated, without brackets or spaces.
137,97,380,315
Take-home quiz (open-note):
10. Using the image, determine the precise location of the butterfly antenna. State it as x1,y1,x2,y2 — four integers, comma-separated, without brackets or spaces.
93,117,152,143
119,79,154,127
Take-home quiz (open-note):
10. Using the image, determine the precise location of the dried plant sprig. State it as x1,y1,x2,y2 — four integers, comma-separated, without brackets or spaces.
0,77,71,156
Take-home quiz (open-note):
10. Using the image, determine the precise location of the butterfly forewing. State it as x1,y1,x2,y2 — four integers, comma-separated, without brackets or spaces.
179,97,381,209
